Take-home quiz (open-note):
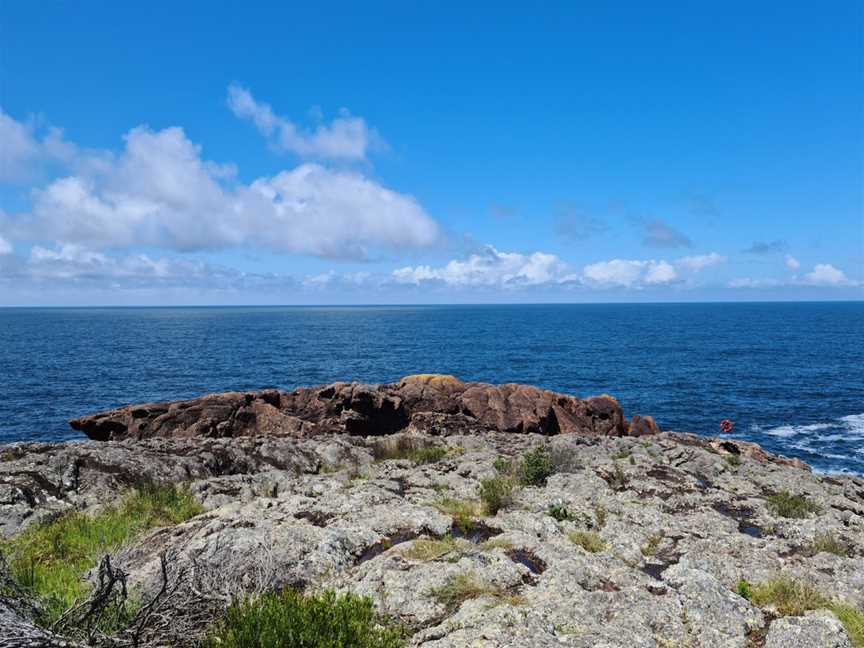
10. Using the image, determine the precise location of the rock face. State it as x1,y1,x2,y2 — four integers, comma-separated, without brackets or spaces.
2,426,863,646
5,380,861,647
69,375,633,442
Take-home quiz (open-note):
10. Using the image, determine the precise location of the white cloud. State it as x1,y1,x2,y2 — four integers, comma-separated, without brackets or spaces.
728,263,858,289
21,125,439,260
727,277,781,289
0,235,12,255
0,108,77,182
392,246,575,288
227,84,381,161
804,263,849,286
784,255,800,270
675,252,725,271
582,259,678,287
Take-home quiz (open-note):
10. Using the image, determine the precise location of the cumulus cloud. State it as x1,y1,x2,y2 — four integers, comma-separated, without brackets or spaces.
392,246,575,288
729,263,857,289
784,255,800,270
581,259,677,287
804,263,850,286
641,218,691,248
744,240,788,254
0,108,77,182
19,125,439,260
0,235,12,255
227,84,381,161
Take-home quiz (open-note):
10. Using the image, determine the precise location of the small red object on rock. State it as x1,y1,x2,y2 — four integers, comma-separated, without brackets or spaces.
719,419,735,433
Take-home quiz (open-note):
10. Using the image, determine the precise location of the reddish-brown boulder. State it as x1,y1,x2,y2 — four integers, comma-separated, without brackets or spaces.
69,374,650,442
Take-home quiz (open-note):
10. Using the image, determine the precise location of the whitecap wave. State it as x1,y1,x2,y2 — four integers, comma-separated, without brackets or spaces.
840,413,864,437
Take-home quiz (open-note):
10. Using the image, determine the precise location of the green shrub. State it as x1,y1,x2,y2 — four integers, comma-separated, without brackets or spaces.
204,589,403,648
736,580,752,601
493,457,512,473
409,446,448,465
766,491,821,519
521,448,555,486
568,531,606,553
0,483,202,626
478,477,514,515
547,502,576,522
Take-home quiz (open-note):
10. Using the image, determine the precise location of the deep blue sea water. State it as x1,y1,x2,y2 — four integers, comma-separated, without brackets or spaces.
1,303,862,474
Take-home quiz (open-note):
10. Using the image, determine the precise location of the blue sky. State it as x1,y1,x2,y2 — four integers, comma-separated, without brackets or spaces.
0,1,861,304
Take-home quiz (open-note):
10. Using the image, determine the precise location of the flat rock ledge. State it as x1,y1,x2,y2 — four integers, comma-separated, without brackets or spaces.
1,378,861,647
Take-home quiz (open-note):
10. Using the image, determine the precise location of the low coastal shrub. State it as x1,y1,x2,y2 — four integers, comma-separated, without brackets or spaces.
568,531,606,553
520,447,555,486
766,490,821,518
738,576,864,646
204,589,404,648
0,482,202,625
478,476,514,515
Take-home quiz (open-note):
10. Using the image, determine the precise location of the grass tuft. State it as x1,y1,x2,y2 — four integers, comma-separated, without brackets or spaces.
427,572,510,611
766,491,821,519
372,437,449,465
204,589,403,648
401,536,463,561
804,532,850,557
433,497,483,534
738,576,864,647
0,482,203,626
478,477,514,515
640,534,664,557
568,531,606,553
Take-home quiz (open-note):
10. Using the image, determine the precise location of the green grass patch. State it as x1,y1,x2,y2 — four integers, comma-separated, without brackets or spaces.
401,536,463,561
204,589,403,648
427,572,514,611
433,497,483,535
0,482,202,626
568,531,606,553
372,437,450,465
766,491,821,519
738,576,864,647
804,532,850,557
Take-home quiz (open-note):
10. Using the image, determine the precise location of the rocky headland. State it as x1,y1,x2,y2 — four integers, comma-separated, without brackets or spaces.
1,375,862,647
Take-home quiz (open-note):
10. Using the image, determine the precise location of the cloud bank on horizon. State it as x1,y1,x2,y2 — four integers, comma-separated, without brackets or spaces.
0,88,860,304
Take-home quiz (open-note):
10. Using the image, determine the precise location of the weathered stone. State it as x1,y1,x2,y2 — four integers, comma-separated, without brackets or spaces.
765,610,853,648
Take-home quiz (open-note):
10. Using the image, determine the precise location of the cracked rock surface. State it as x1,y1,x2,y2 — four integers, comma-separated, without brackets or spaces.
2,424,862,647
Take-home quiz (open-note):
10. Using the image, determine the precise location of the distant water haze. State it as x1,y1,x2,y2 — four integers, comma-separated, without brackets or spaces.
0,302,861,474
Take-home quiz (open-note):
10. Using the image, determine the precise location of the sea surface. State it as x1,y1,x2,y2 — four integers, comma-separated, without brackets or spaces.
1,303,862,474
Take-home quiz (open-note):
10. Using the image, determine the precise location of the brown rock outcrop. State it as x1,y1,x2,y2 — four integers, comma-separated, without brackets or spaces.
70,374,651,442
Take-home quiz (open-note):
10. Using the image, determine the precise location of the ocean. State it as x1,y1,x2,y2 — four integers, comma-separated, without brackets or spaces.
1,302,862,474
